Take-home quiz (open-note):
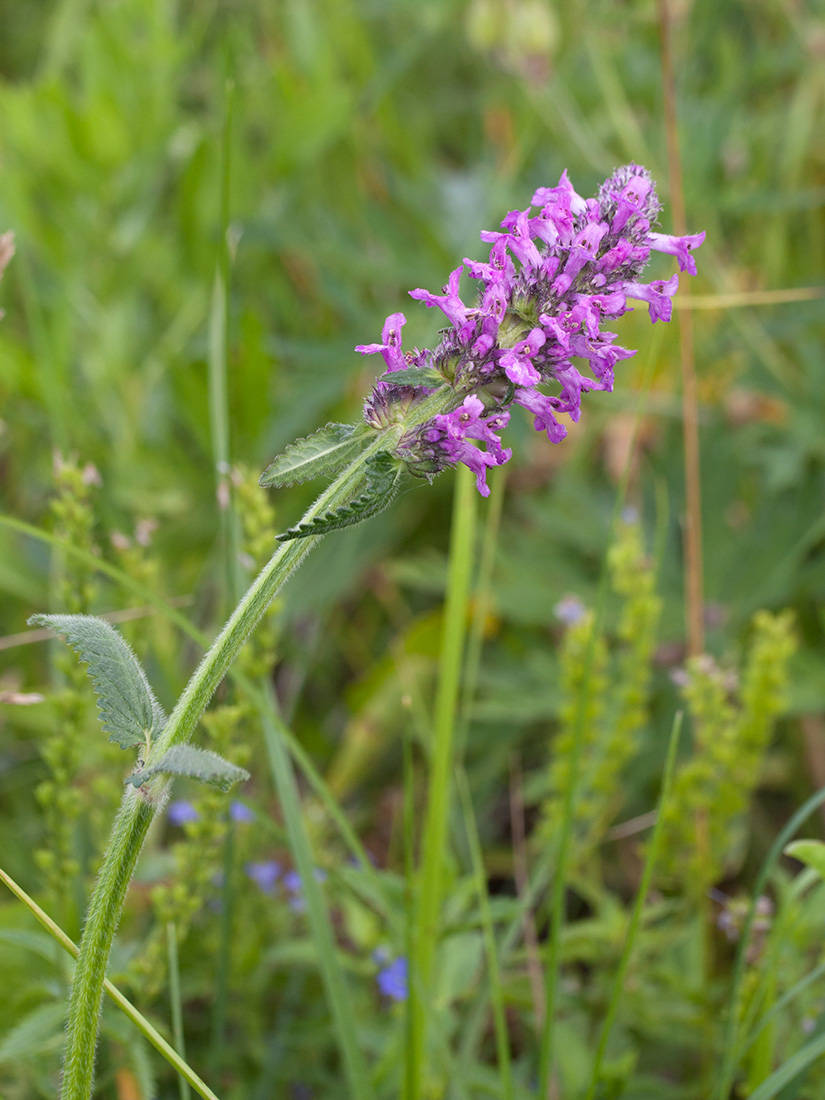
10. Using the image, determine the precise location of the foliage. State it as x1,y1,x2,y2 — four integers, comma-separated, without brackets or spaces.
1,0,824,1098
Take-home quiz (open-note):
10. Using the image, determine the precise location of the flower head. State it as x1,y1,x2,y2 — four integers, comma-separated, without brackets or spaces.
356,165,704,493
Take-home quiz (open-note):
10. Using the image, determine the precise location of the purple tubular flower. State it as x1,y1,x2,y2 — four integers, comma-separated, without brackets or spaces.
499,328,546,386
648,231,706,276
355,312,408,374
409,266,470,330
358,164,703,493
622,274,679,323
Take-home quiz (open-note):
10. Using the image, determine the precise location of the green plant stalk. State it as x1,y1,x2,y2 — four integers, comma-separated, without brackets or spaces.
457,766,513,1100
408,462,477,1097
209,818,235,1079
456,463,506,757
208,78,242,609
584,713,682,1100
403,715,418,1100
1,515,398,928
0,867,219,1100
166,922,191,1100
58,385,459,1100
258,683,375,1100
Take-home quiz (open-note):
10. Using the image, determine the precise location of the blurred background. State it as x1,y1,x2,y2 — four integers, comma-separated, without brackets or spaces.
1,0,824,1096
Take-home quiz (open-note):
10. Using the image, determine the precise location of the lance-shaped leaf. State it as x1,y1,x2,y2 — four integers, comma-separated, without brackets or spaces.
260,422,369,489
379,366,445,388
126,745,249,792
29,614,166,750
276,451,405,542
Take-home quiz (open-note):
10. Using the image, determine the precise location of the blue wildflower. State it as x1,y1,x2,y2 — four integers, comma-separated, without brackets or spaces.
554,595,586,625
230,800,256,824
167,800,199,826
246,860,281,894
283,868,327,912
376,956,408,1002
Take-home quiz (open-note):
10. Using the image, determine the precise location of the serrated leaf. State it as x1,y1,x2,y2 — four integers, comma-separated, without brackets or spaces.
785,839,825,880
379,366,444,388
29,614,166,750
260,422,368,488
276,451,405,543
127,744,249,792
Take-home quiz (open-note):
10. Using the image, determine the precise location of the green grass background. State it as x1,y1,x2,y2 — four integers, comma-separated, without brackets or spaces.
1,0,824,1097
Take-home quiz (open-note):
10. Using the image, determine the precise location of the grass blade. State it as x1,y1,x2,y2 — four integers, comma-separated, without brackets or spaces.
456,766,513,1100
715,783,825,1099
745,1029,825,1100
259,688,375,1100
167,922,191,1100
408,463,478,1098
584,712,683,1099
0,867,220,1100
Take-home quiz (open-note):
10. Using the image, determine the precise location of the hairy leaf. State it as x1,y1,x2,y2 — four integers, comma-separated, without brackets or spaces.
378,366,444,388
29,614,166,750
260,422,368,488
276,451,405,542
127,744,249,792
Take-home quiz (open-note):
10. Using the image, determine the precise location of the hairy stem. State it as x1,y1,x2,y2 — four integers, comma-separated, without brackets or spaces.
60,387,459,1100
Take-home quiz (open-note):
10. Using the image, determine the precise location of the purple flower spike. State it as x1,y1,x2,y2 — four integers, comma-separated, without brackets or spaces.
358,164,703,494
376,956,408,1002
168,800,199,826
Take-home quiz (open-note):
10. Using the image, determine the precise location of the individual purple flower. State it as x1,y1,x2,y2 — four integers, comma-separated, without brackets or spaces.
464,237,515,292
648,231,706,275
499,327,546,386
230,800,256,824
356,164,703,494
355,312,408,374
168,800,199,826
376,956,408,1002
621,274,680,323
481,209,543,271
246,860,281,894
512,387,567,443
408,266,470,331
